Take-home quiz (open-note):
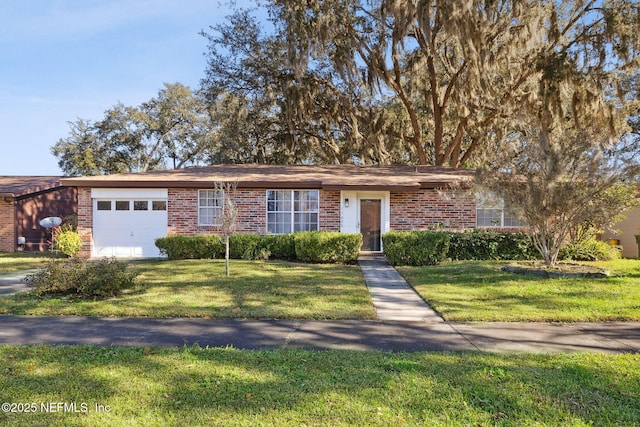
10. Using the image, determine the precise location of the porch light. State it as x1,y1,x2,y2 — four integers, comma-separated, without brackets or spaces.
344,198,349,208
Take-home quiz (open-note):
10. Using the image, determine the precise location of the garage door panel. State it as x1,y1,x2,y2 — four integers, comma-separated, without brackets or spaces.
93,198,167,258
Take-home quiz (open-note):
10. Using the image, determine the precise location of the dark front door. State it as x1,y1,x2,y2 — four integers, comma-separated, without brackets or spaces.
360,199,381,251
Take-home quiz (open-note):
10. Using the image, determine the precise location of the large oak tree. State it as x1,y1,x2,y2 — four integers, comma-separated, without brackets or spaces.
271,0,640,166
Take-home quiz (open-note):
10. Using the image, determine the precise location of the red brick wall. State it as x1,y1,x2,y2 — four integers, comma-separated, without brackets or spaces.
16,187,78,252
75,186,478,257
319,190,340,231
77,188,93,257
390,190,476,230
0,200,15,252
168,188,341,236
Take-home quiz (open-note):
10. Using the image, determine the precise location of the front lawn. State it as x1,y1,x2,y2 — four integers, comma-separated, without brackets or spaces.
1,345,638,426
0,252,60,273
398,259,640,322
0,259,376,320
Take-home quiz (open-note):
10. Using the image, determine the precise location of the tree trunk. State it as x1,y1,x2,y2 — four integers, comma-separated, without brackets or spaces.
225,235,230,277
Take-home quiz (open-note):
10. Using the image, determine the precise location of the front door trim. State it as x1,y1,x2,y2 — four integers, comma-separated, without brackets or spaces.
340,190,390,252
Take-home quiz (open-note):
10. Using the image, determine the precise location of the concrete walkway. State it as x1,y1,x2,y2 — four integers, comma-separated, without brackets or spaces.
0,270,35,296
359,259,443,322
0,316,639,354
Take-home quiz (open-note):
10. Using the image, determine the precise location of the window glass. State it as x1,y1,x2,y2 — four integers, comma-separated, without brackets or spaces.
152,201,167,211
115,201,130,211
198,190,223,225
267,190,319,234
97,201,111,211
476,193,522,227
133,201,148,211
503,210,522,227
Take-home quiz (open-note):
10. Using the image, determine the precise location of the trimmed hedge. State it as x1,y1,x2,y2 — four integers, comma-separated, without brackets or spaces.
382,231,450,266
261,234,297,260
447,229,538,261
154,232,360,263
294,231,362,263
382,229,538,265
229,234,264,260
155,235,224,260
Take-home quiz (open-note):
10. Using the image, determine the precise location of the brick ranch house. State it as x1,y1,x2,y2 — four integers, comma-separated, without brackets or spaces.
0,176,77,252
60,164,524,258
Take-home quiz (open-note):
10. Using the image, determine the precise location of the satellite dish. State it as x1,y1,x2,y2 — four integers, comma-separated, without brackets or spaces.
39,217,63,229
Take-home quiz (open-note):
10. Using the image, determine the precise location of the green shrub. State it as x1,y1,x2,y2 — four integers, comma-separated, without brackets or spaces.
559,237,621,261
54,230,83,257
382,231,450,266
156,232,363,263
261,234,297,260
229,234,264,259
294,231,362,263
447,229,538,261
26,258,137,298
155,235,224,260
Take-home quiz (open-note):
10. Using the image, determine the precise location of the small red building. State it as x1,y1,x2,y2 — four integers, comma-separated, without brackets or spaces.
0,177,77,252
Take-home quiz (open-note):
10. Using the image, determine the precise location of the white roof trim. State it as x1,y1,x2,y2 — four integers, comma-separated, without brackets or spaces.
91,188,168,199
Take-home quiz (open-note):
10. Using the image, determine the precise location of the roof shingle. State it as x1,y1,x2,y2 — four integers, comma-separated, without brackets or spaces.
0,176,65,198
60,164,474,191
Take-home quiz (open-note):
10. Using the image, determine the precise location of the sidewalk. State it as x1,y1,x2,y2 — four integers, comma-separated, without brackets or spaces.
0,315,638,353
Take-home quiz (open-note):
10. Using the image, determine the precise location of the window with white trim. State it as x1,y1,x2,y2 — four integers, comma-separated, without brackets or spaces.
267,190,319,234
198,189,223,226
476,193,522,228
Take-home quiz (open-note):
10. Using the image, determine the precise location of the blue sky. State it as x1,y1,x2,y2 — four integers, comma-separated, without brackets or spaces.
0,0,256,176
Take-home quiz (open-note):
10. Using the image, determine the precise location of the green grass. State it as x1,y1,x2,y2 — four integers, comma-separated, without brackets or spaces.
0,345,639,426
398,259,640,322
0,259,376,320
0,252,60,273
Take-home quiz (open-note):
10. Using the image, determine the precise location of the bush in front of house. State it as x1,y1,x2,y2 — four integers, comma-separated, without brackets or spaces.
294,231,362,263
559,237,621,262
261,234,297,260
446,229,538,261
26,258,137,298
54,230,83,257
229,233,265,260
155,235,225,260
155,232,360,263
382,231,450,266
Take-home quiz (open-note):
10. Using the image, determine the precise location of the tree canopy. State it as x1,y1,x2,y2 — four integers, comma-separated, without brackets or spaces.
54,1,639,176
52,83,214,175
200,9,410,165
266,0,639,167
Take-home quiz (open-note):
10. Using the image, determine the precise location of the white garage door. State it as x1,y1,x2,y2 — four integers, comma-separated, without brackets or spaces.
92,189,168,258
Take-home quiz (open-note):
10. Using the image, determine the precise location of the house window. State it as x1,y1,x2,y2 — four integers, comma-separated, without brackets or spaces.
133,201,148,211
97,201,111,211
267,190,319,234
152,201,167,211
476,193,522,228
115,201,130,211
199,189,223,226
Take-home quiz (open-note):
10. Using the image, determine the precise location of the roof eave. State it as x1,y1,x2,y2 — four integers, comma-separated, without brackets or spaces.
60,179,324,189
322,184,422,192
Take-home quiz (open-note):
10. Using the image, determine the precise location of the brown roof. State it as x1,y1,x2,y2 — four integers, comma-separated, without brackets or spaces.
0,176,65,198
60,164,474,191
